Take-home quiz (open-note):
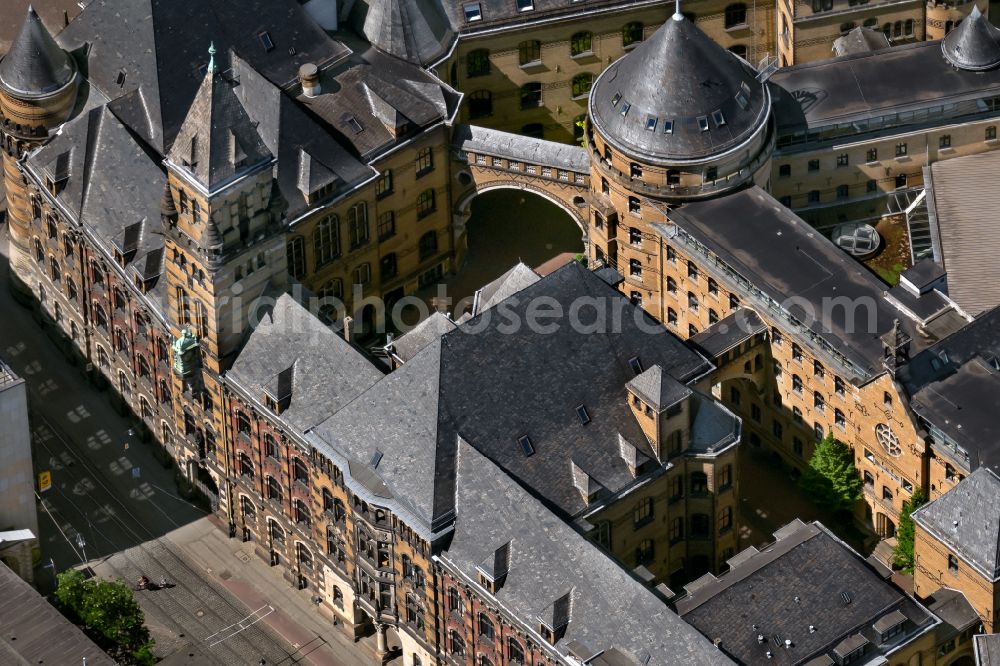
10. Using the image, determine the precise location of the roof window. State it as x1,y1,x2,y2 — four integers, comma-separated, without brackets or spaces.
464,2,483,21
628,357,643,374
517,435,535,457
645,116,657,131
697,116,709,131
611,92,622,107
369,449,384,468
712,110,726,126
258,31,274,52
663,119,674,134
620,102,631,117
516,0,534,11
576,405,591,425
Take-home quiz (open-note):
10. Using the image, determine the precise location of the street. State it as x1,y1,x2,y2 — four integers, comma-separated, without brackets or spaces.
0,218,385,664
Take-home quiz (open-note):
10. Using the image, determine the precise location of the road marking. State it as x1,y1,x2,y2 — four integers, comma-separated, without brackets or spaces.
205,605,275,647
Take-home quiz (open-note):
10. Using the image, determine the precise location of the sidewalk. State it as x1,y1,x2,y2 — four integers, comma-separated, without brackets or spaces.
96,515,396,665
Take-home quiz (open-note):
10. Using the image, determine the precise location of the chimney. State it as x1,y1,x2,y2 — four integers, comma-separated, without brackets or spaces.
299,63,321,97
343,315,353,342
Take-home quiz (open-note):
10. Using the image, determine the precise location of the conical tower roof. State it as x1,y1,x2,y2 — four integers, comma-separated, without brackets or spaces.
353,0,454,66
588,12,769,164
0,6,76,96
942,5,1000,71
167,48,273,192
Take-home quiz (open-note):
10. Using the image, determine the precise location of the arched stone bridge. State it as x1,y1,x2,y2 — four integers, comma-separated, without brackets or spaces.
450,125,591,255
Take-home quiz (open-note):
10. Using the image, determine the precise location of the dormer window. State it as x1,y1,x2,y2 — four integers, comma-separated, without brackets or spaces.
464,2,482,21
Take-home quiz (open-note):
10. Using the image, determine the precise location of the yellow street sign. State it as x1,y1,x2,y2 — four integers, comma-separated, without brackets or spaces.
38,471,52,493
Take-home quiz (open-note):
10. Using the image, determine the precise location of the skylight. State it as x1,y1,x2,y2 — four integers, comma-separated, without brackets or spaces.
645,116,657,131
517,435,535,457
712,110,726,126
663,119,674,134
464,2,483,21
576,405,591,425
370,449,384,468
258,31,275,52
620,102,631,118
611,92,622,107
698,116,709,131
628,357,643,374
516,0,534,11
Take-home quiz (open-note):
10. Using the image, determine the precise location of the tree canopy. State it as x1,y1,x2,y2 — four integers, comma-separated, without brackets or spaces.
799,434,863,513
55,570,155,665
893,487,927,572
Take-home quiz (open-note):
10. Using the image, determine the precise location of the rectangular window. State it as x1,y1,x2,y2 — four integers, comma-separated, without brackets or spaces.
516,0,533,10
377,211,396,241
836,153,848,167
939,134,951,149
895,142,908,157
415,147,433,176
463,2,482,21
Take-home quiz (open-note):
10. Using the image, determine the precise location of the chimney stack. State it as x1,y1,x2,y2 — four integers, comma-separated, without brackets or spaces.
298,63,321,97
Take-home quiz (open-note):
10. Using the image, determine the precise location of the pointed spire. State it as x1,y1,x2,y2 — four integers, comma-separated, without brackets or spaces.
941,4,1000,71
0,5,76,96
207,42,216,75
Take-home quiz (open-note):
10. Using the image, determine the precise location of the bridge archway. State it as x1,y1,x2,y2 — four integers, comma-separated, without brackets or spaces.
454,180,589,234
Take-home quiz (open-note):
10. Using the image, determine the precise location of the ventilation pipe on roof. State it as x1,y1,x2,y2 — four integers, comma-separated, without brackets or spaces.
299,63,321,98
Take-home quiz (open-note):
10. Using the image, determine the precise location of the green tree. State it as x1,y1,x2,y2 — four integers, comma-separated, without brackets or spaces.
893,487,927,572
55,570,155,665
799,434,863,513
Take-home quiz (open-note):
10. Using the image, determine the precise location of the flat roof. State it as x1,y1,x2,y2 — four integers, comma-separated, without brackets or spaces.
770,39,1000,132
0,562,115,665
662,187,928,378
927,150,1000,316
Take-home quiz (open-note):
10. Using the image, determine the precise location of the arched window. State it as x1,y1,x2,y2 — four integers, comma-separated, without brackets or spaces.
893,21,902,37
622,22,644,47
269,520,285,547
297,542,313,569
520,82,542,109
313,215,340,269
348,203,368,248
508,638,525,664
468,90,492,119
571,73,594,98
239,452,254,477
293,457,309,483
319,279,343,301
570,31,593,56
419,231,438,260
286,236,306,280
450,630,465,656
904,19,913,36
33,238,44,262
49,257,61,281
448,586,462,613
478,613,496,641
137,356,151,378
466,49,490,77
725,3,747,28
266,476,282,502
518,40,541,65
241,496,256,523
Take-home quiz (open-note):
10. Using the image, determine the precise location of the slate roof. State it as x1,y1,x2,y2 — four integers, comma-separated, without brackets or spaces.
975,634,1000,665
310,260,713,530
941,5,1000,72
899,258,946,294
0,6,75,96
167,57,273,193
831,27,889,58
661,187,929,378
0,561,116,666
23,104,169,314
925,588,981,632
912,468,1000,581
474,261,541,314
677,521,938,666
297,48,459,161
589,13,770,163
925,149,1000,316
56,0,349,155
454,124,590,172
391,311,456,362
352,0,455,66
626,365,690,411
441,438,732,666
689,308,766,358
227,293,383,433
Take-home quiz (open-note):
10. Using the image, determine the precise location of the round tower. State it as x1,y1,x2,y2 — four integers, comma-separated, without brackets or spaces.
0,6,80,296
584,8,774,320
939,5,1000,70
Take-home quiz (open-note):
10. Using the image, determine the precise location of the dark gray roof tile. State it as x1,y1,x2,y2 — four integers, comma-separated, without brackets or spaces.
0,6,75,96
942,5,1000,71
